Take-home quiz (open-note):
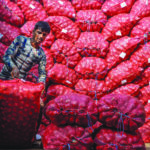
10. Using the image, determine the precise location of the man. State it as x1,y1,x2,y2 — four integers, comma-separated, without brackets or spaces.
0,21,50,106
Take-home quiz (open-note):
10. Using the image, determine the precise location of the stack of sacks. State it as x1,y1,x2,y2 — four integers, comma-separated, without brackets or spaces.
38,93,146,150
0,0,150,145
38,93,101,150
95,93,146,149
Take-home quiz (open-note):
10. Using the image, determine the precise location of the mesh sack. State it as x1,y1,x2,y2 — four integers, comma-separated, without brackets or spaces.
43,0,76,18
131,17,150,40
105,60,143,90
17,0,47,21
102,13,134,41
97,94,145,131
75,32,109,57
42,123,100,150
47,63,78,87
130,42,150,68
75,57,108,80
47,84,75,100
101,0,135,16
44,93,98,126
95,128,146,150
0,0,24,26
111,84,140,97
50,39,82,68
76,10,107,32
106,36,141,70
0,79,44,148
45,16,81,42
75,79,107,100
71,0,104,11
0,21,20,46
130,0,150,22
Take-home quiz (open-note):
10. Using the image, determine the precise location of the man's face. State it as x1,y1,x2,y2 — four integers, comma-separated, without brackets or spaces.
32,28,49,44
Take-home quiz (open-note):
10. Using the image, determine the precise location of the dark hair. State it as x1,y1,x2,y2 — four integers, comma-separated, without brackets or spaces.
34,21,50,33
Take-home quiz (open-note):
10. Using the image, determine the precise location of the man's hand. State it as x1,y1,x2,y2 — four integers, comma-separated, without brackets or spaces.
40,97,45,107
40,86,46,107
11,66,19,78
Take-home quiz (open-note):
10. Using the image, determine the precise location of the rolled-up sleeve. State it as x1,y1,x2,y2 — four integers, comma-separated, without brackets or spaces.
38,53,46,84
3,36,20,70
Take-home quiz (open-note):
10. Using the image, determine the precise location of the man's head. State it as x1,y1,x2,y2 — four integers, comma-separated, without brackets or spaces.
32,21,50,45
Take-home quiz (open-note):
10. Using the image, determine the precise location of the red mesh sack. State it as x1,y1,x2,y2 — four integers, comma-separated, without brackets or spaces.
43,0,76,18
130,42,150,68
131,17,150,40
0,79,44,148
0,0,24,26
17,0,48,21
75,57,108,80
138,85,150,105
47,63,78,87
97,94,145,131
105,61,143,90
134,67,150,87
21,21,55,48
76,10,107,32
45,16,81,42
71,0,104,11
75,79,107,100
102,13,134,41
47,84,75,100
42,123,99,150
130,0,150,22
95,128,146,150
101,0,135,17
139,103,150,143
75,32,109,57
106,36,141,69
111,84,140,97
0,21,20,46
44,93,98,126
50,39,82,68
0,42,8,63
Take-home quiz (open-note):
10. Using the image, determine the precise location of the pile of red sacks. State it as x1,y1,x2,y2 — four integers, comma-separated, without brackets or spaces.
38,93,146,150
0,0,150,148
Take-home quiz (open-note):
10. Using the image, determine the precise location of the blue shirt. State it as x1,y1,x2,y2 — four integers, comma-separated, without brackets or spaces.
0,35,46,84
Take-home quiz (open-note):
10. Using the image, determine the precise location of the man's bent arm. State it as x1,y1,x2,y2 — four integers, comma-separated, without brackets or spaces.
3,36,20,70
38,53,46,84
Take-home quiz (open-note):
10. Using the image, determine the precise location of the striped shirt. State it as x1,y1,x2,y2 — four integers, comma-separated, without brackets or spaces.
0,35,46,84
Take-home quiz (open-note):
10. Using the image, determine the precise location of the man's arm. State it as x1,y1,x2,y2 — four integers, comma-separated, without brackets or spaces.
3,36,20,71
38,52,46,84
38,53,47,107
